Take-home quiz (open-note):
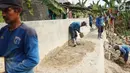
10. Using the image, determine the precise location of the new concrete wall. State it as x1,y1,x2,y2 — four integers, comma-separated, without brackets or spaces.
0,18,90,61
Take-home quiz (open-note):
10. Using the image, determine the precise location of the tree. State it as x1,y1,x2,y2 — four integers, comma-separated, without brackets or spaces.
116,0,122,4
41,0,66,15
103,0,126,8
77,0,88,7
103,0,115,8
89,0,105,16
90,0,100,11
103,0,130,44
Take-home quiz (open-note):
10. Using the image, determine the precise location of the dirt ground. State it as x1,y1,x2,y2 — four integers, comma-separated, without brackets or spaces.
105,59,130,73
104,31,130,73
40,39,95,68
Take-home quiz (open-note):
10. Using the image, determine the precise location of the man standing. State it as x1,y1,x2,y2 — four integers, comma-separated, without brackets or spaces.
69,21,86,47
96,15,104,39
0,0,39,73
89,14,93,28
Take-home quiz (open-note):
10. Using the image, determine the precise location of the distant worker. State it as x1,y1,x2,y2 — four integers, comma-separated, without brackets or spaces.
89,14,93,28
96,15,104,39
114,44,130,64
69,21,87,47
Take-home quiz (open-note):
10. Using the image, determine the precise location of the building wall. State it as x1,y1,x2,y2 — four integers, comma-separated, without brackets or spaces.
22,0,49,21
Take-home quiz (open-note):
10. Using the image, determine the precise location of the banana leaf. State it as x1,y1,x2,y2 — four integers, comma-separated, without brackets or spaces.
116,0,122,4
103,0,109,6
41,0,66,15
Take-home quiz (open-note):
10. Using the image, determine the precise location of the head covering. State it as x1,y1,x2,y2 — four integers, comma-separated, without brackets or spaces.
0,0,22,9
113,45,120,51
81,21,87,26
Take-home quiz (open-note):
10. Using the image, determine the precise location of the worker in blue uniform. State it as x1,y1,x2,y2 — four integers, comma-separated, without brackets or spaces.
114,44,130,64
89,14,93,28
0,0,39,73
69,21,87,47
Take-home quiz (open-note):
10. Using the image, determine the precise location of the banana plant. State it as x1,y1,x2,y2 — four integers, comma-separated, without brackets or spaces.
104,0,130,43
90,0,105,16
114,0,128,36
41,0,66,15
78,0,88,7
116,0,122,4
103,0,116,8
119,11,130,36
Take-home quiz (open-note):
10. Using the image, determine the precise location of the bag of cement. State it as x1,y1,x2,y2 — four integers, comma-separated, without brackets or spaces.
79,32,84,38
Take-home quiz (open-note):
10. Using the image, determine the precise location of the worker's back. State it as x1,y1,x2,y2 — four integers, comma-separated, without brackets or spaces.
96,16,104,27
121,45,130,52
69,22,80,31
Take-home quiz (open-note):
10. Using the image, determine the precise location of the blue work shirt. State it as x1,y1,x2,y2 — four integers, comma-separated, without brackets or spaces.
69,22,80,32
120,45,130,61
0,23,39,73
89,15,93,23
96,17,100,27
96,17,104,27
120,45,130,55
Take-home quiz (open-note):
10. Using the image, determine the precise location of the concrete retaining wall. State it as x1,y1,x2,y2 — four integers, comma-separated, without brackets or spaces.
0,18,90,61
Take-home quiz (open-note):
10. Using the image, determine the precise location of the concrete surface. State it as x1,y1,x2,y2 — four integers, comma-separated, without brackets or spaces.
0,19,105,73
35,27,104,73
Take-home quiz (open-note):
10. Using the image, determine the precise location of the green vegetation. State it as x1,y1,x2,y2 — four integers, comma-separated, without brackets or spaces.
115,11,130,36
25,0,34,15
76,0,88,7
0,11,4,23
41,0,66,15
